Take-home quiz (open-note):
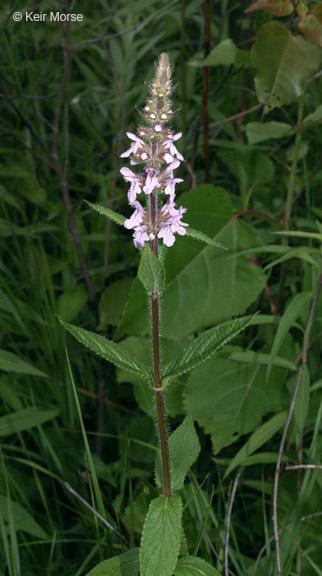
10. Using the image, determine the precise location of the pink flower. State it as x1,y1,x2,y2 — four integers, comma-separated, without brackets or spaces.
164,133,184,161
120,167,142,204
143,169,160,195
157,200,188,246
121,132,145,158
124,201,147,230
133,229,150,249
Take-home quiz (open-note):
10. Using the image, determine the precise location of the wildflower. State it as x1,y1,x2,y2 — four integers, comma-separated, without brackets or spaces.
120,53,188,249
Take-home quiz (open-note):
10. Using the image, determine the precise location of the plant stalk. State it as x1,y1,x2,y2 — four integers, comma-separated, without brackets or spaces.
150,193,172,498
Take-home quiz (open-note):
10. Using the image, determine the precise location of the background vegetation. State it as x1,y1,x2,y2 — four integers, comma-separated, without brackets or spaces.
0,0,321,574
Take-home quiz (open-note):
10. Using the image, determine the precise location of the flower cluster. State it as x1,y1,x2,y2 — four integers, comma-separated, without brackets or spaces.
120,53,188,249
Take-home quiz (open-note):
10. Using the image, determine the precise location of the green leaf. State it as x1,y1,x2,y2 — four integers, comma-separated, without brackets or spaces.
184,352,285,453
58,318,151,379
252,22,321,111
294,364,310,434
155,416,201,491
246,121,293,145
267,291,314,381
85,549,139,576
140,496,182,576
174,556,221,576
0,350,48,377
57,286,88,322
229,350,297,372
116,185,266,341
0,495,48,540
185,227,226,249
0,408,59,437
162,316,253,380
200,39,252,68
303,103,322,125
224,411,288,478
245,0,294,17
299,5,322,47
99,278,134,330
138,244,165,293
273,230,322,242
85,201,125,226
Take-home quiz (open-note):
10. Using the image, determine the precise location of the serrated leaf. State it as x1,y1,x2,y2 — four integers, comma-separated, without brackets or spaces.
162,316,253,380
174,556,221,576
0,408,59,437
85,549,139,576
155,416,201,490
58,317,151,379
140,496,182,576
246,121,293,145
224,411,288,478
185,227,226,249
85,201,125,226
245,0,294,16
252,22,321,111
267,291,313,381
138,244,165,293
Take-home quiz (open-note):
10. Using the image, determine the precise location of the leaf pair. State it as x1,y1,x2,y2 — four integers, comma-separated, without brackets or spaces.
59,314,254,387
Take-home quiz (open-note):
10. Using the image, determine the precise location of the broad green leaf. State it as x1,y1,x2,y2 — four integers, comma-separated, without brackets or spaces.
86,549,139,576
246,121,293,145
0,408,59,437
252,22,321,111
59,318,151,379
116,186,266,341
303,103,322,125
140,496,182,576
162,316,253,380
155,416,201,490
138,244,165,293
0,350,48,377
200,39,252,67
57,286,88,322
299,5,322,47
184,353,285,453
99,278,133,330
0,495,48,540
185,227,226,249
224,412,288,477
245,0,294,16
267,291,313,381
294,364,310,434
174,556,221,576
85,201,125,226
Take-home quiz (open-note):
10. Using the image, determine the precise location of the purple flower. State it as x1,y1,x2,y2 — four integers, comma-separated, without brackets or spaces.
120,167,142,204
157,200,188,246
121,132,145,158
124,201,147,230
133,229,150,249
143,169,160,195
164,133,184,161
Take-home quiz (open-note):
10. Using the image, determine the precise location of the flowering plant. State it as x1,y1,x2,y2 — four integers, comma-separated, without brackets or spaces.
59,53,254,576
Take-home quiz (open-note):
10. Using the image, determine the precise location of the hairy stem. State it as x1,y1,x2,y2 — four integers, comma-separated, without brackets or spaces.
150,193,171,497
